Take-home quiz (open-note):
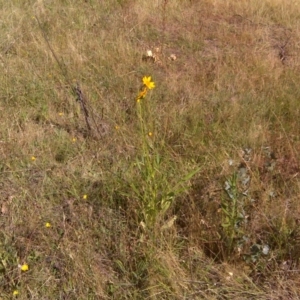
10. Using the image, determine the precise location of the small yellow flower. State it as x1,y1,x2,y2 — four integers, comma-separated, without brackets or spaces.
83,194,87,200
142,76,155,90
148,132,153,137
45,222,51,228
58,112,64,116
13,290,19,296
20,264,29,272
72,137,77,142
115,125,120,130
137,87,148,101
31,156,36,161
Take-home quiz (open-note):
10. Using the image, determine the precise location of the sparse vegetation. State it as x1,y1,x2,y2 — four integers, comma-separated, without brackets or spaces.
1,0,300,299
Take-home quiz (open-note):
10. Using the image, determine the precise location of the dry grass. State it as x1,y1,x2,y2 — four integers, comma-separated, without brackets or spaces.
1,0,300,299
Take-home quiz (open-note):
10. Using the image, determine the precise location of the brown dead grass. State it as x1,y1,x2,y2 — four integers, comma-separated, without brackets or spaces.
1,0,300,299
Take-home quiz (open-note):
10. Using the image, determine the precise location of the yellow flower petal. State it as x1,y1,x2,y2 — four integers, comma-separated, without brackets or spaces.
20,264,29,271
137,87,148,101
142,76,155,90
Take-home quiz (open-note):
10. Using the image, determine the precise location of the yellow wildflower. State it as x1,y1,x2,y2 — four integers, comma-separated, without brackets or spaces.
72,137,77,142
13,290,19,296
137,86,148,100
58,112,64,116
148,132,153,137
45,222,51,228
31,156,36,161
142,76,155,90
20,264,29,271
83,194,87,200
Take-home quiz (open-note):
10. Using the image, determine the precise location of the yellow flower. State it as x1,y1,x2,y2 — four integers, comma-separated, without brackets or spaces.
72,137,77,142
142,76,155,90
20,264,29,271
148,132,153,137
83,194,87,200
13,290,19,296
137,87,148,101
58,112,64,116
31,156,36,161
45,222,51,228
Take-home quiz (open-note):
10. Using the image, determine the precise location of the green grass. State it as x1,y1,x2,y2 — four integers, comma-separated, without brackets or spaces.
1,0,300,298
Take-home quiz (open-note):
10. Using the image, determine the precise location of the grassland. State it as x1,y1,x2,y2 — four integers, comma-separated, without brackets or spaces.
1,0,300,299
